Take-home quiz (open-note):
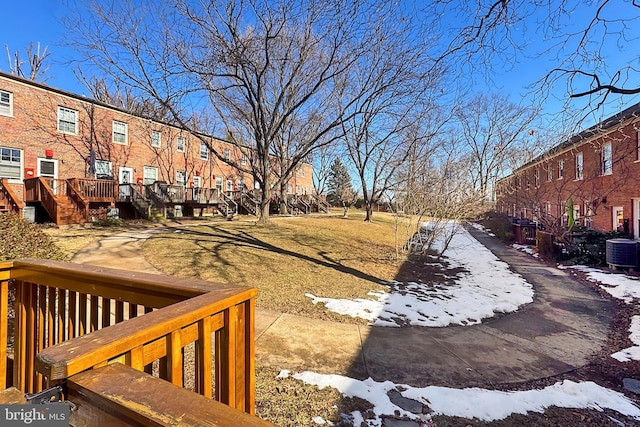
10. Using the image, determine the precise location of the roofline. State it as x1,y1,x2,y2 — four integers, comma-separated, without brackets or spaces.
0,71,314,166
508,101,640,177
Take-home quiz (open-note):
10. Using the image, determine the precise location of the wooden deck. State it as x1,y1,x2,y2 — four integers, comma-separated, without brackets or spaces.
0,259,275,426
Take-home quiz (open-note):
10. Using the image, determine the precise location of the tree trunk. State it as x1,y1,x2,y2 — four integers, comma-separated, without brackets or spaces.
277,182,288,215
258,188,271,223
364,201,373,222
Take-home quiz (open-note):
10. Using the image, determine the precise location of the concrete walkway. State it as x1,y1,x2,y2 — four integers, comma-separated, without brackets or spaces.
71,224,613,389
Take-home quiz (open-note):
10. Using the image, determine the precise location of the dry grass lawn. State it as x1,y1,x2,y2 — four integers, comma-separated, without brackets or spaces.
141,212,407,323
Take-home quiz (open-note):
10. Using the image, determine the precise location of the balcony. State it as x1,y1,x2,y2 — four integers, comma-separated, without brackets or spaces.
0,259,274,426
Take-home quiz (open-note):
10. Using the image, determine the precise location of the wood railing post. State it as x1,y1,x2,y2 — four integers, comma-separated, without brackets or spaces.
0,277,8,389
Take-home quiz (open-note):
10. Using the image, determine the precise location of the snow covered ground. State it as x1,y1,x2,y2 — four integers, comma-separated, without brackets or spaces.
306,224,534,327
281,371,640,426
285,223,640,426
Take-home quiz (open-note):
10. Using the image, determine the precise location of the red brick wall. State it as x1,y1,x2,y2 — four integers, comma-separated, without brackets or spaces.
0,74,314,201
496,117,640,236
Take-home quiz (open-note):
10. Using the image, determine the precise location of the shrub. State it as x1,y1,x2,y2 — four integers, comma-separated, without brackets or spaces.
0,213,66,261
561,229,626,266
480,212,514,244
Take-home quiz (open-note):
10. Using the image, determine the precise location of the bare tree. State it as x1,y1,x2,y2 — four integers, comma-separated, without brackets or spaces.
426,1,640,120
4,42,51,82
310,143,339,196
64,0,412,222
454,93,536,204
395,132,484,259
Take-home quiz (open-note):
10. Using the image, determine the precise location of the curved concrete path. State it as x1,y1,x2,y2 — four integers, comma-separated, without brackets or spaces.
71,224,613,388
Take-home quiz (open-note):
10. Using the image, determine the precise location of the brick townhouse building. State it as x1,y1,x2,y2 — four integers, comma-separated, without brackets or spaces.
0,71,319,224
495,102,640,239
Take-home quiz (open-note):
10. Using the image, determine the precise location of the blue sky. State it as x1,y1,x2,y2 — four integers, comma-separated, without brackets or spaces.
2,1,86,94
2,0,639,130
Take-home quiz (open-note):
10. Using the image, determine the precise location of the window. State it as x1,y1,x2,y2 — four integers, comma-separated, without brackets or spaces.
0,90,13,116
226,179,233,192
176,137,185,152
534,168,540,187
602,142,612,175
287,184,293,194
199,142,208,160
223,148,231,161
547,165,552,182
575,152,583,180
215,176,223,192
241,153,248,165
0,147,22,180
301,166,305,178
193,176,202,188
112,121,128,144
95,160,113,179
58,107,78,134
545,201,551,215
557,160,564,179
143,166,158,185
176,170,187,186
238,179,246,190
151,131,161,148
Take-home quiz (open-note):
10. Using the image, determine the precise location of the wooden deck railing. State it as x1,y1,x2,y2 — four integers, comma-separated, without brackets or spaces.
0,178,24,216
0,259,259,418
186,187,220,204
70,178,116,202
24,178,59,223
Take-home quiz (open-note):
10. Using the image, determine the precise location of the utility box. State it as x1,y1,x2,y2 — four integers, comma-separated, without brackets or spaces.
22,206,36,223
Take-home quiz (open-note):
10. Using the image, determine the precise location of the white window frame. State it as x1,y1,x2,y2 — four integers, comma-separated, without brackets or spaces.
199,142,209,160
143,166,158,185
546,164,552,182
95,160,113,179
176,170,187,186
193,176,202,188
534,168,540,187
176,137,185,153
241,153,248,165
575,152,583,180
151,131,162,148
0,90,13,117
223,148,231,161
112,121,128,145
301,166,305,177
0,146,22,181
58,106,78,134
226,179,233,192
602,142,612,175
557,160,564,179
215,176,223,192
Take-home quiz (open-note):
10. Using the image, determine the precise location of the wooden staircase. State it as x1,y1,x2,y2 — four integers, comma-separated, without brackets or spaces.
24,177,89,225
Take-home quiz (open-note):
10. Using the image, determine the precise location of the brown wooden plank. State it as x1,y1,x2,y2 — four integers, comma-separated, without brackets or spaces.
36,285,46,392
127,346,145,371
67,363,277,427
196,318,212,398
102,297,111,329
68,291,77,340
13,281,26,391
167,330,182,387
47,287,56,347
90,295,99,332
115,301,124,324
0,280,8,389
79,293,87,336
26,283,36,393
57,288,66,343
244,298,256,414
36,292,254,381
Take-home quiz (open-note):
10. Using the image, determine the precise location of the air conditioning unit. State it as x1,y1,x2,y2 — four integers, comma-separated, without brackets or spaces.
606,239,638,269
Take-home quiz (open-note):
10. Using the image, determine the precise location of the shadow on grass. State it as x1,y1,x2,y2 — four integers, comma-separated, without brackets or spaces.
160,223,386,286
